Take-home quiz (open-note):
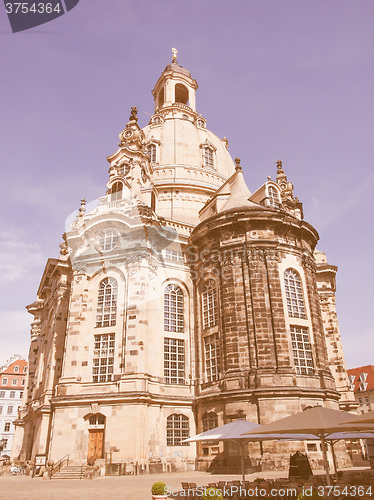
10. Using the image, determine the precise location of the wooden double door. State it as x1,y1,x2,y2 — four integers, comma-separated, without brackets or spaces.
88,430,104,460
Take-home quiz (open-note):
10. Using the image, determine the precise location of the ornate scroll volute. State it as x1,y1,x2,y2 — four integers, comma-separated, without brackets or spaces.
246,248,264,268
30,319,41,342
263,248,281,267
302,254,317,274
72,264,87,284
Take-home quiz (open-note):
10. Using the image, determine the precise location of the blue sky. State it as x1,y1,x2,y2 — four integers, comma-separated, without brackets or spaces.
0,0,373,368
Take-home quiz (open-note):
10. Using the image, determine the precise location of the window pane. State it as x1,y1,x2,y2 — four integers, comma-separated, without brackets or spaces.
204,333,220,382
290,326,314,375
166,414,189,446
202,280,217,329
96,278,117,327
284,269,307,319
164,284,184,332
164,339,184,384
92,333,115,382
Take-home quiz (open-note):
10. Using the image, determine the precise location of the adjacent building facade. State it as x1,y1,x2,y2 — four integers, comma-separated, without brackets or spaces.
0,355,27,458
12,56,356,471
347,365,374,414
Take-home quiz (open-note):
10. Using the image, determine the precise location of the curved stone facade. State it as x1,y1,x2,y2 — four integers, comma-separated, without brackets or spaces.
11,57,355,474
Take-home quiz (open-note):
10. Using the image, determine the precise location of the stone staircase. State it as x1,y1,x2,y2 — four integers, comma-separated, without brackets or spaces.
51,464,85,480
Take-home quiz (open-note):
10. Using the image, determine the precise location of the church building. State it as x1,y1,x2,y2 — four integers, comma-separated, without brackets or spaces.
12,52,356,472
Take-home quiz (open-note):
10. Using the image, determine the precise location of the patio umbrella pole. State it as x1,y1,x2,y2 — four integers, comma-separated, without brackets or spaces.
320,433,331,486
329,441,338,480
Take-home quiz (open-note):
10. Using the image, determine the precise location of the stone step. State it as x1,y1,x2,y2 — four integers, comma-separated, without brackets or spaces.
51,465,86,480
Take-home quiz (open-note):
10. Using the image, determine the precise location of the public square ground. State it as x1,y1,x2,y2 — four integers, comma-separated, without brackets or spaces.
0,469,295,500
0,468,369,500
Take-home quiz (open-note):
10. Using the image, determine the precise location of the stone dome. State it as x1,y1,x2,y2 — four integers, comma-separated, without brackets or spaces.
143,116,235,180
140,58,236,224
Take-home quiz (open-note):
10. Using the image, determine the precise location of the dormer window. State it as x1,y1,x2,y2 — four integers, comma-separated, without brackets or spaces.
196,118,205,128
110,181,123,201
360,382,368,391
147,144,157,164
268,185,280,208
202,146,214,169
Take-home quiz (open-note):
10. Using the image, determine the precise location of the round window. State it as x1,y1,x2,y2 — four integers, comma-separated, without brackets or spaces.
97,230,120,252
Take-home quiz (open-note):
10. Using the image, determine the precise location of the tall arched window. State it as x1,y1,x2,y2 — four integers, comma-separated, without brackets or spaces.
202,280,217,329
268,185,280,208
158,87,165,107
202,146,214,169
96,278,118,327
284,269,306,319
164,284,184,332
175,83,189,105
202,412,218,432
166,414,189,446
147,144,157,163
110,182,123,201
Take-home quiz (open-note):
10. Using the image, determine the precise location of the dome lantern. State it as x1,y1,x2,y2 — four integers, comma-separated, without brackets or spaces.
152,49,198,113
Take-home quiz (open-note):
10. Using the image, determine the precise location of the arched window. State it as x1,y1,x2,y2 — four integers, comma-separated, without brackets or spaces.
166,414,189,446
158,87,165,107
202,280,217,329
110,182,123,201
96,278,118,327
175,83,189,105
202,147,214,169
202,412,218,432
284,269,306,319
268,185,280,208
147,143,157,163
164,284,184,332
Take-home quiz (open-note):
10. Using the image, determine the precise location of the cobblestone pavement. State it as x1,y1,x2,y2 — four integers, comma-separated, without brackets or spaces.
0,470,288,500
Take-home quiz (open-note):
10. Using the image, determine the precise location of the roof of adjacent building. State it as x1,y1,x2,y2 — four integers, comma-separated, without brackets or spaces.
347,365,374,392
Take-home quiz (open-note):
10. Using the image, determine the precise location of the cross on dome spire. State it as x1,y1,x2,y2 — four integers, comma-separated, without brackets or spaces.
172,47,178,63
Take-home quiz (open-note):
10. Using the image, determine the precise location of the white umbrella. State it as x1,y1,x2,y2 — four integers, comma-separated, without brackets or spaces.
184,419,315,485
242,406,364,486
339,410,374,429
324,431,374,478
